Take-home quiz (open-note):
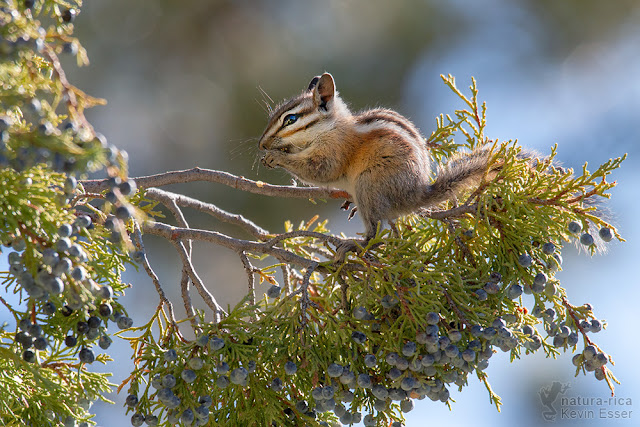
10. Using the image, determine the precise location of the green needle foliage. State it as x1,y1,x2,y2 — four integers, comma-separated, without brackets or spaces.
1,2,136,426
0,2,625,427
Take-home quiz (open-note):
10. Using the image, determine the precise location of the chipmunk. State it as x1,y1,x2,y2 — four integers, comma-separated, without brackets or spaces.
258,72,495,251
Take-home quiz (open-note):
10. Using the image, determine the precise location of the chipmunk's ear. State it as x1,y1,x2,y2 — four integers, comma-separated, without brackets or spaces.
310,73,335,111
307,76,320,91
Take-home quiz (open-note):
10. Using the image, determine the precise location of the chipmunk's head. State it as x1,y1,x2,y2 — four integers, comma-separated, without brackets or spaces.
258,72,349,154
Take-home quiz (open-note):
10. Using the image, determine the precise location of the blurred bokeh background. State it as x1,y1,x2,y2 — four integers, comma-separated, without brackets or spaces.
12,0,640,425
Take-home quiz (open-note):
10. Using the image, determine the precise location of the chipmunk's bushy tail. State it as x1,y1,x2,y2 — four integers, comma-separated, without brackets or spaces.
420,147,496,209
421,145,612,252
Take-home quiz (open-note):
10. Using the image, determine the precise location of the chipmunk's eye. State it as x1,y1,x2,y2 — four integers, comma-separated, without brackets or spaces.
282,114,299,127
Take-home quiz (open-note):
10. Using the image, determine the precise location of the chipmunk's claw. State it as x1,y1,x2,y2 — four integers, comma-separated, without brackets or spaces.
335,239,362,261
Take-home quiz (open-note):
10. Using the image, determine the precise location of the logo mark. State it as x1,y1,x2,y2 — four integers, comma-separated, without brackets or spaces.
539,382,571,421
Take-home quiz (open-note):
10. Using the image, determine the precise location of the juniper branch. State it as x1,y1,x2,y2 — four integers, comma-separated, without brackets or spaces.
171,239,226,323
131,222,179,332
152,188,197,327
142,221,338,273
239,251,257,312
81,168,350,200
145,188,269,240
179,268,197,329
280,264,292,295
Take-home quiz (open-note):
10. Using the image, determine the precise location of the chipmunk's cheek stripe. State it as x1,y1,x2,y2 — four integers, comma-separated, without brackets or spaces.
278,118,319,139
303,118,320,131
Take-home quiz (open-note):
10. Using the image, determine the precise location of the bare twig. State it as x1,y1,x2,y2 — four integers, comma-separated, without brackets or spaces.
280,264,292,295
264,230,344,249
143,221,350,273
440,284,472,329
157,191,196,327
180,268,197,328
171,240,226,323
165,193,193,257
42,46,88,131
131,222,180,335
529,186,600,208
298,261,320,329
164,194,190,230
80,168,350,200
562,297,616,396
561,297,598,349
336,273,349,312
146,188,269,240
444,218,476,267
239,251,257,311
148,186,221,324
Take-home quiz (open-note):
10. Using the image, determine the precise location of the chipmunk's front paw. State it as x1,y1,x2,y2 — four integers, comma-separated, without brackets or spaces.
261,152,278,169
335,239,364,260
262,151,286,169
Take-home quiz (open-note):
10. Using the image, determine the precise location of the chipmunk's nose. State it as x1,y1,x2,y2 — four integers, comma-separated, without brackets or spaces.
258,132,269,150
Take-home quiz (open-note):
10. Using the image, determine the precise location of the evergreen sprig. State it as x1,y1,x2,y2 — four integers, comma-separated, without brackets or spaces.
1,2,136,426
